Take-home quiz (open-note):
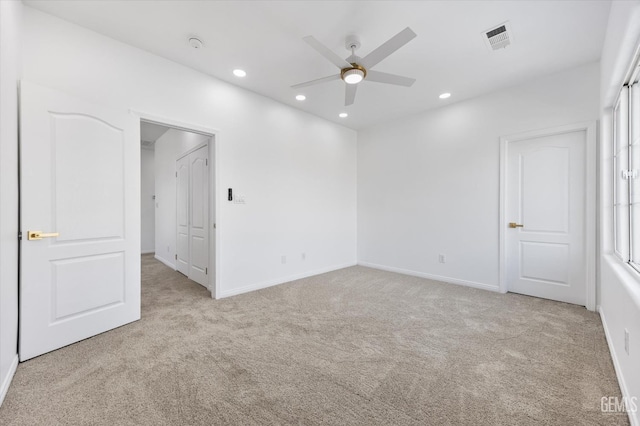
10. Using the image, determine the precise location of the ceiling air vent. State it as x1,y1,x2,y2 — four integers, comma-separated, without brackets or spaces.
483,22,513,51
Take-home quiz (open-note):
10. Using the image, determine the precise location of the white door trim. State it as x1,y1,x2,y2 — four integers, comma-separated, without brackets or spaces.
131,110,220,299
499,121,597,311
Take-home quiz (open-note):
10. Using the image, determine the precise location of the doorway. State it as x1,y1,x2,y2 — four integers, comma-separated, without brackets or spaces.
138,116,218,297
499,122,596,310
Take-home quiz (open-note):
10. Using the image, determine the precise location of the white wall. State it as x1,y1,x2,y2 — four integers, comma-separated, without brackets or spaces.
358,62,599,290
141,147,155,254
0,0,22,405
154,129,209,267
599,1,640,424
20,7,357,298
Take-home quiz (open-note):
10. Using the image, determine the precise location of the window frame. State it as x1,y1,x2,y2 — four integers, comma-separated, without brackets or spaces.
613,61,640,273
629,77,640,271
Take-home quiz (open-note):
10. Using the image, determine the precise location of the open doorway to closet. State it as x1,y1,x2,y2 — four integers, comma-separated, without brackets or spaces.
140,120,217,296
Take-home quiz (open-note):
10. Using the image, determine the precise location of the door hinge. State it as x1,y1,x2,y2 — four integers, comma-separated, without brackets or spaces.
206,159,208,166
18,231,22,241
623,169,638,179
206,268,208,275
213,223,216,229
175,254,177,260
175,171,178,177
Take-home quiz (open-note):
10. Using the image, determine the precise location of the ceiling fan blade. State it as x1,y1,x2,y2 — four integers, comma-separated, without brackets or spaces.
345,84,358,106
291,74,340,89
366,70,416,87
359,27,417,69
303,36,353,69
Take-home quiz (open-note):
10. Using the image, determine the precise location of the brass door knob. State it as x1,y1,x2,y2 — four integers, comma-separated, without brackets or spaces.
508,222,524,229
28,231,60,240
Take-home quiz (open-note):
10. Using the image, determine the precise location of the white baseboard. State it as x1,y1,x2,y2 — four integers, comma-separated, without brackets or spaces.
141,250,155,255
357,261,500,293
599,307,638,426
218,261,358,299
0,355,18,407
154,254,176,270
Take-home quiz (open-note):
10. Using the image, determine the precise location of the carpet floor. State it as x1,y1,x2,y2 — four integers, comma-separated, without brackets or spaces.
0,255,628,425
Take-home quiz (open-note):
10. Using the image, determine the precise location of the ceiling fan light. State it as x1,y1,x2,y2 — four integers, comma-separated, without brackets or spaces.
343,68,365,84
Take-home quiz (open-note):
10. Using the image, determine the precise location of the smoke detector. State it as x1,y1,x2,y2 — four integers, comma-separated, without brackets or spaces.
188,37,204,49
483,22,513,51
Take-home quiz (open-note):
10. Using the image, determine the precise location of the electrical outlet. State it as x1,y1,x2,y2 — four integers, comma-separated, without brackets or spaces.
438,254,446,264
281,255,287,264
625,329,630,355
301,252,306,261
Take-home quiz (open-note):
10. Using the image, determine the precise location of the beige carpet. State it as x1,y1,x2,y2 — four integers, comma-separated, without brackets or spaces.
0,255,628,425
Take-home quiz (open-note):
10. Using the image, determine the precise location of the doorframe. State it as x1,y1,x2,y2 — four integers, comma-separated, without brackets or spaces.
131,110,220,299
498,121,597,311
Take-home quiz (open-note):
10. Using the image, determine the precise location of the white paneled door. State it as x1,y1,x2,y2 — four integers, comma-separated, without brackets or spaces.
19,82,140,361
188,146,209,286
176,155,190,276
505,129,587,305
175,144,209,287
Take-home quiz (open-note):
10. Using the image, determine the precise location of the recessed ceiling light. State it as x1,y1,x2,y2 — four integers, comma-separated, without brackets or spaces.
188,37,203,49
233,69,247,78
339,112,348,118
439,92,451,99
296,94,306,101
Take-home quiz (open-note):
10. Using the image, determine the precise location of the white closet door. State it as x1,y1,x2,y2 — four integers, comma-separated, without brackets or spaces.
188,145,209,287
175,144,209,287
176,156,190,276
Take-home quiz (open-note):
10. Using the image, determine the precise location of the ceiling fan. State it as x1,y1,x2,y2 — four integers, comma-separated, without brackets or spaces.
292,27,417,106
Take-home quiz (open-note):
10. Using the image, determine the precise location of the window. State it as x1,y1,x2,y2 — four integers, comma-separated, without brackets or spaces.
631,80,640,268
614,61,640,271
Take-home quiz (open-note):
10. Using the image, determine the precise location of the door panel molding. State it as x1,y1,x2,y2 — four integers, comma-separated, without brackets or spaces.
51,112,125,242
499,121,597,311
176,157,190,277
